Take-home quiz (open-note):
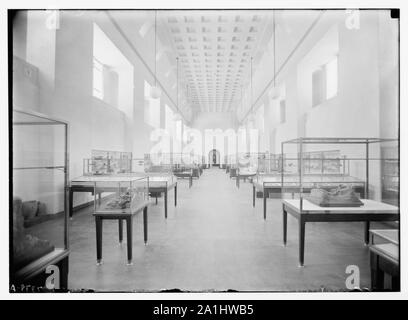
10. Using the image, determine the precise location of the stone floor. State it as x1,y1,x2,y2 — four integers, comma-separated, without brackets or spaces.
63,167,383,292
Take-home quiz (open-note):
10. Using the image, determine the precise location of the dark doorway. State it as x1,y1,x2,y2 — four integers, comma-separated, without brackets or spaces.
208,149,220,167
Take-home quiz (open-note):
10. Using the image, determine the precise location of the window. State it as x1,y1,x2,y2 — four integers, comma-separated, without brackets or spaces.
103,66,119,107
325,56,338,99
93,57,104,99
312,56,338,107
312,67,325,107
93,23,133,112
280,100,286,124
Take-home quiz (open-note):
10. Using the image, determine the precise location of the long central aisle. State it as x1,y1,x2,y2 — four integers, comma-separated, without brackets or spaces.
68,168,371,292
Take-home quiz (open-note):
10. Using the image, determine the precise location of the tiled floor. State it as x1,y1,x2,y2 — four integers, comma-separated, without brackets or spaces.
65,168,380,292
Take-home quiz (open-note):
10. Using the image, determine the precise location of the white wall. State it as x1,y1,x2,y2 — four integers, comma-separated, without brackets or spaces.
244,10,398,200
378,11,399,140
13,11,137,212
242,10,398,141
191,112,238,164
13,9,192,213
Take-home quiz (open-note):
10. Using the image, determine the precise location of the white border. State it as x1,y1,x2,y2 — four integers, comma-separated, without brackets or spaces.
1,0,407,300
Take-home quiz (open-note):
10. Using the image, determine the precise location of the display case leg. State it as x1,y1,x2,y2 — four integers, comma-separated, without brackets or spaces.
263,192,267,220
118,218,123,244
164,190,168,219
69,188,73,218
95,216,103,265
174,185,177,207
252,185,255,207
283,207,287,246
126,216,133,265
299,218,305,267
143,207,148,245
364,221,370,245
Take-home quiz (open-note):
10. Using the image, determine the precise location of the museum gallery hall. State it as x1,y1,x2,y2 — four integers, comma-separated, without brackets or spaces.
11,9,400,292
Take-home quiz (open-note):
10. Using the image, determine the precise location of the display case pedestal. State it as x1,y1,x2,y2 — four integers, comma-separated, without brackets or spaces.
93,201,150,265
282,199,399,266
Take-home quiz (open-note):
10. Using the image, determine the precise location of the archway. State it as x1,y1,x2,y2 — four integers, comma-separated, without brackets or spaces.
208,149,220,167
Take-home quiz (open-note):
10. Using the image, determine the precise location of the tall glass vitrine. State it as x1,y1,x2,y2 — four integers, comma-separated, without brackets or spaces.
11,108,69,290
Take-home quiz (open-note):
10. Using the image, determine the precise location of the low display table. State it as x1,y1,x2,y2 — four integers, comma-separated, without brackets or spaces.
282,199,399,266
148,176,177,219
253,174,365,220
173,171,193,188
70,174,177,219
236,170,257,188
94,199,150,265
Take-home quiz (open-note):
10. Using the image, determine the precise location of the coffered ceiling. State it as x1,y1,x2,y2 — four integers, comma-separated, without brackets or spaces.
159,11,271,114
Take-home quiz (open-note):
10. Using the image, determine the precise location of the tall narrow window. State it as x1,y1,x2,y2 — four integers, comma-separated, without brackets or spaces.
312,67,325,107
325,56,338,99
312,56,338,107
93,23,132,111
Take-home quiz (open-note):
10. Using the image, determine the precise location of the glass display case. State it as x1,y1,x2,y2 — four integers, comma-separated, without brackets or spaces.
145,163,173,174
256,153,267,173
279,151,347,175
237,153,258,172
144,153,200,179
225,154,236,172
143,153,173,173
280,137,399,207
381,146,399,206
302,150,348,175
256,153,283,174
83,150,132,175
71,175,150,265
91,175,149,214
125,159,176,185
147,172,176,186
12,108,69,289
144,172,177,219
280,138,399,267
131,158,146,173
227,154,238,177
